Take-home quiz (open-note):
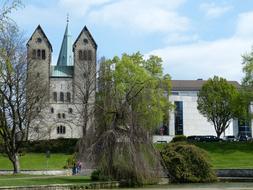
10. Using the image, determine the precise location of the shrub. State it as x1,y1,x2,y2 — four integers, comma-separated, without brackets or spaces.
63,153,77,169
16,138,78,154
91,169,108,181
171,135,187,142
160,142,217,183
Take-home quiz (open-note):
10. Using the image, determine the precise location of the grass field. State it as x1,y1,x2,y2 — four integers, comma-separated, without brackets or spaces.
0,153,71,170
193,142,253,169
0,175,91,187
1,142,253,170
155,142,253,169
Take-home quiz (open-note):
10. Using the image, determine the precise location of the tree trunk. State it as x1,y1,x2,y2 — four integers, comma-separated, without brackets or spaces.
12,153,20,174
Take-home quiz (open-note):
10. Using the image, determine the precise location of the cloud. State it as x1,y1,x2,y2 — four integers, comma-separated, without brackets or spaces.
149,37,249,81
147,10,253,82
58,0,113,17
88,0,189,33
200,2,232,19
235,11,253,38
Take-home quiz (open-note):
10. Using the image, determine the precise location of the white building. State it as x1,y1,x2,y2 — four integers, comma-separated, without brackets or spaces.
153,80,252,143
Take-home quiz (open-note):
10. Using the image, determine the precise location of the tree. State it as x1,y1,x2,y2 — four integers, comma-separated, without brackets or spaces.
0,23,47,173
197,76,239,138
242,48,253,88
83,52,172,185
0,0,22,30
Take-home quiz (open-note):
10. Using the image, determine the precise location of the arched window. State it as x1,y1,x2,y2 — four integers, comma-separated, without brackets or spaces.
88,50,92,61
60,92,64,102
66,92,71,102
37,49,41,59
57,126,66,134
42,49,46,60
50,107,54,113
68,108,73,114
57,113,61,119
84,50,88,60
62,113,65,119
53,92,57,102
78,50,83,60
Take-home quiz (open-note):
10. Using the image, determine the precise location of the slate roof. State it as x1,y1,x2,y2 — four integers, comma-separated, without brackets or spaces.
171,80,240,91
50,66,73,78
57,22,73,66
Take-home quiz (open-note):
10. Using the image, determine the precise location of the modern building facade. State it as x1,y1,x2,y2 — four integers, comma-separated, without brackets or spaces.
153,79,253,143
27,21,96,140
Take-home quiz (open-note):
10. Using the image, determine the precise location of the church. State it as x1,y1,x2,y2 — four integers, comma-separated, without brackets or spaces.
26,20,96,140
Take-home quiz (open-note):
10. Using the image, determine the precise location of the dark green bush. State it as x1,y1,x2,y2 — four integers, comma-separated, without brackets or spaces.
171,135,187,142
91,169,108,181
9,138,79,154
160,142,217,183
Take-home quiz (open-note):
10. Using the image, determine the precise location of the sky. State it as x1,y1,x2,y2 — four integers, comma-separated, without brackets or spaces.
9,0,253,82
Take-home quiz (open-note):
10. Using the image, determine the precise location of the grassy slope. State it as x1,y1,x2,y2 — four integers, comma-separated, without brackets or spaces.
194,142,253,169
155,142,253,169
0,175,91,187
0,153,71,170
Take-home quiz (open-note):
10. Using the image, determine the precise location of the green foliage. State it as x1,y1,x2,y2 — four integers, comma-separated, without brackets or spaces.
93,52,171,186
63,153,77,169
160,142,217,183
242,49,253,88
91,169,109,181
197,76,239,137
97,52,172,131
0,139,78,154
171,135,187,142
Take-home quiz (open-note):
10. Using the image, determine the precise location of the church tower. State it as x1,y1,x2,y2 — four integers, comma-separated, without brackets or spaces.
26,25,52,90
73,26,97,102
73,26,97,135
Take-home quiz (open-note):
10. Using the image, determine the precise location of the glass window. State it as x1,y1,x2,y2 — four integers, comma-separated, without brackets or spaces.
60,92,64,102
88,50,92,61
78,50,83,60
57,113,61,119
50,107,54,113
66,92,71,102
84,50,88,60
175,101,183,135
53,92,57,102
37,49,41,59
57,126,66,134
42,49,46,60
62,113,65,119
69,108,73,114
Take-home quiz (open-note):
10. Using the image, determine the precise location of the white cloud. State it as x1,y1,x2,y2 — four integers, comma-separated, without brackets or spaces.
147,10,253,82
200,2,232,19
149,37,249,81
164,33,199,44
235,11,253,38
58,0,113,17
88,0,189,33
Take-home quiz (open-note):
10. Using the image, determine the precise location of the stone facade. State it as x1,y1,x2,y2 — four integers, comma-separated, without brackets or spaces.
27,24,96,140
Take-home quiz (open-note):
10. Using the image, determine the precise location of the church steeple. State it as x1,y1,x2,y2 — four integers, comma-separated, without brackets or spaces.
57,16,73,66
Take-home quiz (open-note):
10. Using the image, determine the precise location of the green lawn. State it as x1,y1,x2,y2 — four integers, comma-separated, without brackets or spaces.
0,153,71,170
193,142,253,169
155,142,253,169
0,175,91,187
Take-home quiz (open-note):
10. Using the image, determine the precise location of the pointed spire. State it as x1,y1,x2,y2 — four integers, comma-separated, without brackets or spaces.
57,15,73,66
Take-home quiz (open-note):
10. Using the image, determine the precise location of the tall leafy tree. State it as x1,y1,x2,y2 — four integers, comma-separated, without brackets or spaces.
83,52,172,184
197,76,239,138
